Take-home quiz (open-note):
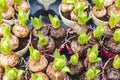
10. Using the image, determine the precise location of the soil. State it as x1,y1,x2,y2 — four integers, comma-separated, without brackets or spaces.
104,37,120,54
13,34,30,52
105,60,120,80
67,61,84,76
98,14,109,22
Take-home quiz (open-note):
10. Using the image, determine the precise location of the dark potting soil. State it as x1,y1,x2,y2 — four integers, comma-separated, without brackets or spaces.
13,35,30,52
104,38,120,54
31,34,38,50
98,15,109,22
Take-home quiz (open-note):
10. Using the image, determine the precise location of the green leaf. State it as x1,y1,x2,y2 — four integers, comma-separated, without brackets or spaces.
14,0,22,4
0,10,2,23
94,22,106,38
62,66,70,72
0,37,11,54
70,53,79,66
62,0,74,4
5,67,23,80
87,44,101,63
31,15,42,30
109,13,120,29
74,2,87,14
54,49,60,59
113,28,120,42
17,70,24,78
94,0,104,9
2,23,11,38
113,55,120,69
38,32,48,46
66,0,74,4
49,14,60,29
53,55,66,70
29,46,40,61
86,67,100,80
88,53,101,63
78,30,91,45
78,11,91,25
32,74,44,80
0,0,7,11
91,44,98,56
18,7,28,26
115,0,120,8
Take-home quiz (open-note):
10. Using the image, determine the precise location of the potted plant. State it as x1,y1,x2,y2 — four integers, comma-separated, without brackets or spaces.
37,32,55,54
67,53,84,76
59,0,90,27
31,15,50,38
12,7,31,56
103,55,120,79
28,46,48,72
0,0,30,24
1,24,19,51
102,13,120,58
30,72,49,80
0,37,19,67
80,67,101,80
91,0,109,25
84,44,102,70
66,29,92,57
46,49,70,80
49,14,66,48
2,66,24,80
49,14,66,39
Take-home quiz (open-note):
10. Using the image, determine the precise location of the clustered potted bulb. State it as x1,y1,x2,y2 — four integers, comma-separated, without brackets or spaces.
2,66,24,80
66,29,91,56
59,0,91,27
49,14,66,39
28,46,49,80
103,55,120,79
84,44,102,70
91,0,114,25
0,37,19,67
46,49,70,80
31,15,54,53
67,53,84,76
80,67,101,80
31,14,66,54
102,13,120,58
12,7,31,56
0,7,31,56
28,46,48,72
0,0,30,24
0,8,31,56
